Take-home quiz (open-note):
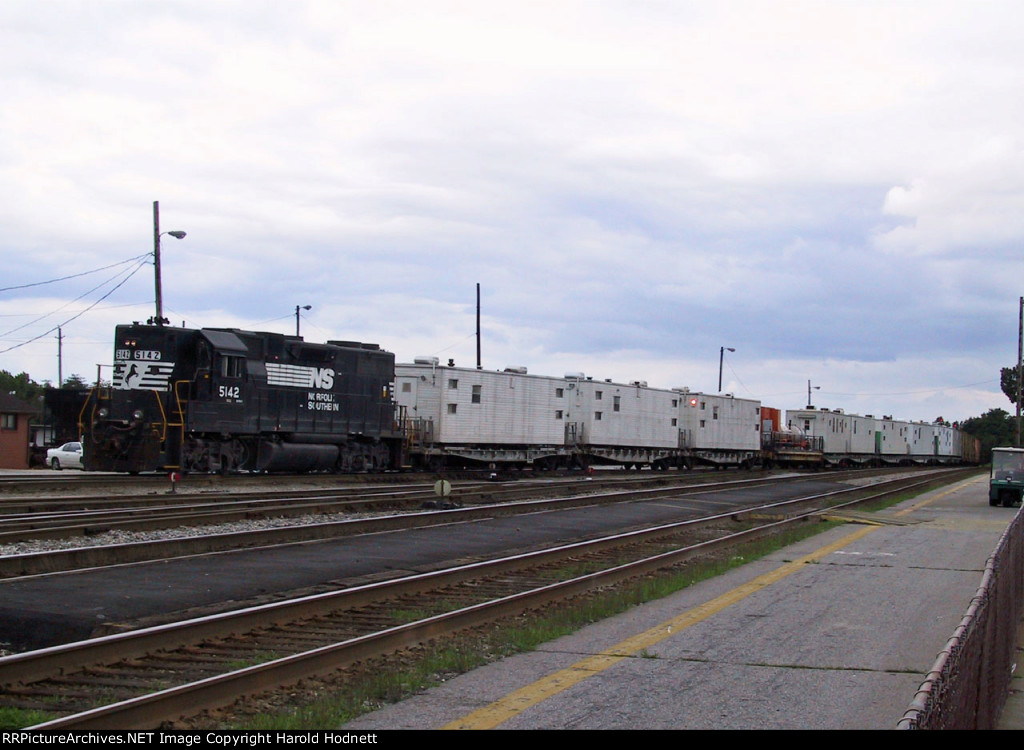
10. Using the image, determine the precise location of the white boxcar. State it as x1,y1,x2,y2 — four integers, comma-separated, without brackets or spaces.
876,417,910,461
935,423,961,460
396,361,764,468
395,359,570,466
848,414,877,456
676,391,762,452
786,408,853,457
567,378,679,450
908,421,936,460
785,408,880,464
565,380,760,466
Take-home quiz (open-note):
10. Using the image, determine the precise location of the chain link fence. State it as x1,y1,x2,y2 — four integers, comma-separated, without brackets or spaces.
899,507,1024,729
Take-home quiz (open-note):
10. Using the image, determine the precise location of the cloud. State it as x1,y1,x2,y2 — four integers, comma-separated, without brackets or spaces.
1,0,1021,424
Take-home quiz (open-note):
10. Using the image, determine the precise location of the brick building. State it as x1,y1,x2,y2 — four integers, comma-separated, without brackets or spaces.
0,392,37,469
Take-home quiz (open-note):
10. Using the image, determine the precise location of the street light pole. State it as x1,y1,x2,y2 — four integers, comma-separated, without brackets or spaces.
807,379,820,408
296,305,311,337
152,200,186,326
718,347,735,392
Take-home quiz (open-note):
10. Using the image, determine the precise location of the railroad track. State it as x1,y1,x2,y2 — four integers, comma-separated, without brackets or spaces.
0,468,915,577
0,468,975,730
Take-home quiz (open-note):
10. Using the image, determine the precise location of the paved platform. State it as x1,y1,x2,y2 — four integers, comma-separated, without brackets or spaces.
341,473,1020,730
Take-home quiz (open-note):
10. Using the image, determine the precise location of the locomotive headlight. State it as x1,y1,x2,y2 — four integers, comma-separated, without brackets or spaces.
132,409,144,421
98,408,109,418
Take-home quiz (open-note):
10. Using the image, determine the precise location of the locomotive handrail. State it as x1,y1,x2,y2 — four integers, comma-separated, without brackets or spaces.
171,380,190,428
143,387,170,445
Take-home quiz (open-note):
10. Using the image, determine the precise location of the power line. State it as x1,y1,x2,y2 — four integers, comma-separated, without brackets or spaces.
0,259,150,340
0,259,150,355
0,254,151,293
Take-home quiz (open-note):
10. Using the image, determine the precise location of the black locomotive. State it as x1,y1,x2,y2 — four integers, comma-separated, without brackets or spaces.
81,323,404,473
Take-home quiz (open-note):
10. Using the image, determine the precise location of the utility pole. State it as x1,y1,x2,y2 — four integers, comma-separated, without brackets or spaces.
295,305,311,337
1017,296,1022,447
152,201,186,326
153,201,163,325
56,325,63,389
476,283,481,370
718,346,734,392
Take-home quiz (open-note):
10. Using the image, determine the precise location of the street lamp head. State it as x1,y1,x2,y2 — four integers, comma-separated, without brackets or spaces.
301,305,312,311
165,231,187,239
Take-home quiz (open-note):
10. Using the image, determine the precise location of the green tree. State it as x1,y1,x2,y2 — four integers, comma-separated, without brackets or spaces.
61,374,90,390
961,408,1017,463
0,370,45,403
1000,366,1024,410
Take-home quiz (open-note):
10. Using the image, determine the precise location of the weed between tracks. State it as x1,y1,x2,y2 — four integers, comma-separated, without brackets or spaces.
188,519,840,731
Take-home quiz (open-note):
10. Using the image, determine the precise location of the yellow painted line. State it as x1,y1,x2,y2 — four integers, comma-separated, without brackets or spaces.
444,524,877,730
443,474,981,730
892,475,981,518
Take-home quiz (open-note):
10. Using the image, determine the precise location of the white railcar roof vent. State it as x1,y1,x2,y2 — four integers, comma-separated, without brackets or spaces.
413,356,439,365
504,366,528,374
631,381,648,387
673,387,691,393
564,372,586,379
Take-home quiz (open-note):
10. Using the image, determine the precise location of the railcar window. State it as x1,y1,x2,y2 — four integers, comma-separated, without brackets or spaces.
555,410,563,420
220,355,245,379
556,388,564,398
596,391,603,400
613,396,621,412
595,411,602,420
402,382,411,392
448,379,458,389
447,403,457,414
472,385,481,403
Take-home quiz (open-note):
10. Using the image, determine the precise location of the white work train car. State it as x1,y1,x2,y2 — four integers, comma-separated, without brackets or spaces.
785,408,870,462
396,359,765,469
395,359,569,468
877,417,910,459
675,390,762,460
568,380,762,468
787,407,948,465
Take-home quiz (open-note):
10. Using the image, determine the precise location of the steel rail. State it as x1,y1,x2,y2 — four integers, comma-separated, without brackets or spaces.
9,469,973,729
0,468,904,577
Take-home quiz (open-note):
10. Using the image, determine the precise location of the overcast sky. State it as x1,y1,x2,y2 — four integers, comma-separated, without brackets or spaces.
2,0,1022,424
